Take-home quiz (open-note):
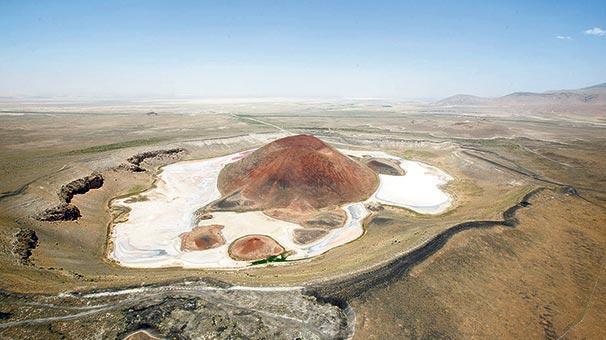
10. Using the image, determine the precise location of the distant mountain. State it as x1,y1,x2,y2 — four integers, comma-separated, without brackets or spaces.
581,82,606,91
496,90,603,105
435,94,490,106
436,82,606,107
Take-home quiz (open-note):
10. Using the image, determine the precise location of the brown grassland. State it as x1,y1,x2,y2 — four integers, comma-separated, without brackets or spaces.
0,101,604,338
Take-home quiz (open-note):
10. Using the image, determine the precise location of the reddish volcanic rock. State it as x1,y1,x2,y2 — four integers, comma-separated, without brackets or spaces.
215,135,378,212
228,235,285,261
180,225,225,251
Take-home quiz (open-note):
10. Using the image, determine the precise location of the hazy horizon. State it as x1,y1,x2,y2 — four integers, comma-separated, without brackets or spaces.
1,1,605,99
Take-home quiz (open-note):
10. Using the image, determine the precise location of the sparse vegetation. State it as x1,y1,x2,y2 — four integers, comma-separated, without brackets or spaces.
127,184,147,195
63,138,167,155
1,103,604,339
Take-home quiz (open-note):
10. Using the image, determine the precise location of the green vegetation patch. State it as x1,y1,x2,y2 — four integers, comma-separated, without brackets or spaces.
250,253,289,266
62,138,167,155
399,149,438,160
127,184,147,195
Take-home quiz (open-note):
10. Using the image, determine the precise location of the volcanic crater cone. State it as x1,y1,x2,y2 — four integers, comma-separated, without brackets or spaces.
208,135,379,220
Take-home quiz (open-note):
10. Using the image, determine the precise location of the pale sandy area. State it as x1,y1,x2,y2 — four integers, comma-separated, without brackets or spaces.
341,149,453,214
110,148,452,268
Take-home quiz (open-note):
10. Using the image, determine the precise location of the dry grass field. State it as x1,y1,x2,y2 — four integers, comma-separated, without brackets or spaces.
0,100,604,338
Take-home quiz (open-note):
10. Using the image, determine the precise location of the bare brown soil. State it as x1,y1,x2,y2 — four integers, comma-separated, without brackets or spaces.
179,225,225,251
293,228,329,244
228,235,285,261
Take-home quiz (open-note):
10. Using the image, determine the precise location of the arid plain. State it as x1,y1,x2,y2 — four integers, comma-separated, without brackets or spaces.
0,91,605,339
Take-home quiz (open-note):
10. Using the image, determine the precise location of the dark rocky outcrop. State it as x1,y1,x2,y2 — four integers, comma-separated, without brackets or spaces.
35,148,184,222
561,186,579,196
36,172,103,221
59,172,104,203
12,228,39,264
364,159,405,176
197,213,213,220
121,148,185,172
0,279,353,339
37,203,81,221
192,210,214,224
365,201,384,212
201,191,255,212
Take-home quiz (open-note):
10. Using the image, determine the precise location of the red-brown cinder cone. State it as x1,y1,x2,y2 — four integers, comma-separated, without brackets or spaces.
218,134,378,211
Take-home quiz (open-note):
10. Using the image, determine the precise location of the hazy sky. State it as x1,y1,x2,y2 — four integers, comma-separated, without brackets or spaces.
1,1,605,99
